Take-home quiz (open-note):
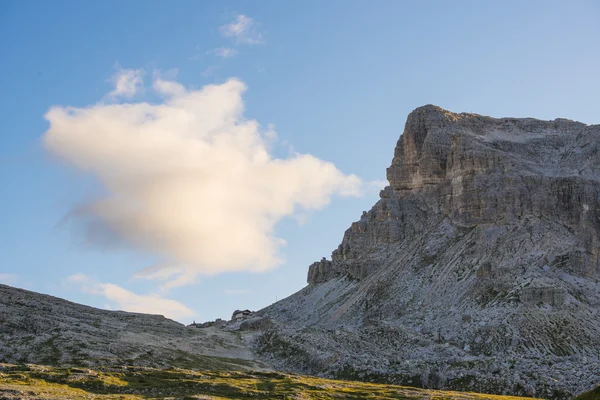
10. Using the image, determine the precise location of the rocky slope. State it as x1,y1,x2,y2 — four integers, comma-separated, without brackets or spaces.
255,105,600,399
0,284,266,371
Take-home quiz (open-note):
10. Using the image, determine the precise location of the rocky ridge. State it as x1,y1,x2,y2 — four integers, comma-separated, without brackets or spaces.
0,284,266,371
255,105,600,399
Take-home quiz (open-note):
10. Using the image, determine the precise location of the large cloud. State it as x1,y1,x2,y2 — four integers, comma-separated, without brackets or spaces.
44,73,361,289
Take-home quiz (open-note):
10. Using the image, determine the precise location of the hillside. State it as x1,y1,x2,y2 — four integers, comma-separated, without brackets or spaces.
255,105,600,399
0,284,540,399
0,284,265,371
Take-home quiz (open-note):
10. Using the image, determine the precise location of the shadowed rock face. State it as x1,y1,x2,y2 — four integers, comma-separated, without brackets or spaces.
0,284,264,370
259,106,600,399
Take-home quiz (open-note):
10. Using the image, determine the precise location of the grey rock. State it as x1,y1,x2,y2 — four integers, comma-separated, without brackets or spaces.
307,258,337,284
259,105,600,399
520,287,567,306
239,317,275,331
0,284,267,370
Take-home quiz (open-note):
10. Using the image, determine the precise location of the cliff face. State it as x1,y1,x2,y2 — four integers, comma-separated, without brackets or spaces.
261,106,600,399
309,105,600,285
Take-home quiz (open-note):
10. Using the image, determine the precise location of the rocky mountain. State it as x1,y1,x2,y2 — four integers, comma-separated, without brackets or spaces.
255,105,600,399
2,105,598,399
0,284,266,371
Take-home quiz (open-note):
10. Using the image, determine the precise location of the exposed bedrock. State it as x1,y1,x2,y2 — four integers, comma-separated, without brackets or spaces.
310,105,600,284
259,106,600,399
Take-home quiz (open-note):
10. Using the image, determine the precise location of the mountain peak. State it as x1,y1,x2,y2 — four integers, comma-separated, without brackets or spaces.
262,107,600,398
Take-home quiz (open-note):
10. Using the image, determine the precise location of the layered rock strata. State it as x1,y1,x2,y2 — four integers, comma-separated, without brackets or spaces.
258,105,600,399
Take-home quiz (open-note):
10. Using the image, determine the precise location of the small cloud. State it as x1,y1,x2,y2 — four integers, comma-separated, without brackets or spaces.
107,68,143,100
211,47,238,58
66,274,195,321
153,78,186,97
224,289,250,296
0,273,18,285
67,272,89,284
133,265,197,293
220,14,264,45
151,69,185,97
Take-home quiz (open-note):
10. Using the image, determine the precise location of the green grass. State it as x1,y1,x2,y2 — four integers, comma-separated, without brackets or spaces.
576,385,600,400
0,363,539,400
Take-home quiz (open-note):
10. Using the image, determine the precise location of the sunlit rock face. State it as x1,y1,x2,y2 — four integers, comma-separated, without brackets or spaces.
308,105,600,284
260,106,600,399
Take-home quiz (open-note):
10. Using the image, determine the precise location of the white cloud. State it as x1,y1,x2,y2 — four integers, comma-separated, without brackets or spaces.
66,274,195,321
43,75,361,289
0,273,18,285
220,14,264,45
212,47,238,58
67,273,89,284
224,289,250,296
107,68,143,99
133,265,198,292
153,78,186,97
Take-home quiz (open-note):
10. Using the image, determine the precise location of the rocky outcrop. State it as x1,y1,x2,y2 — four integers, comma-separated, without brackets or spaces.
239,317,275,331
263,106,600,399
307,258,338,284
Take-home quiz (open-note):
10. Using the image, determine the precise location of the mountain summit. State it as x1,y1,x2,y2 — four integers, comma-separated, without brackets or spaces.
257,105,600,399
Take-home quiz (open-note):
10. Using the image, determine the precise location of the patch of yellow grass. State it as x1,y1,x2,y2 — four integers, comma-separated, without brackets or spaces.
0,363,539,400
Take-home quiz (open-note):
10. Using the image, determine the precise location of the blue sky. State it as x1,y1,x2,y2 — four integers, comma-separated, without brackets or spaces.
1,1,599,323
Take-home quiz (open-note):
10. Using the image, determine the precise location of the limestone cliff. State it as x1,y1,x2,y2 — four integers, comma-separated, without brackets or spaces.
310,105,599,285
259,105,600,399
